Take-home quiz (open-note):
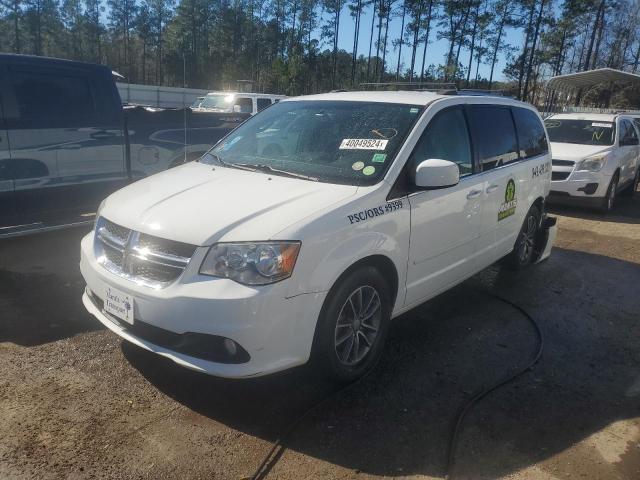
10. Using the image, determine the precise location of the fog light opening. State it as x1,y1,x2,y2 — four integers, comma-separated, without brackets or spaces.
223,338,238,356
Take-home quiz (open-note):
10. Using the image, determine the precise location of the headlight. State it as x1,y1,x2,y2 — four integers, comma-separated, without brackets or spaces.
199,241,301,285
94,199,106,227
577,154,608,172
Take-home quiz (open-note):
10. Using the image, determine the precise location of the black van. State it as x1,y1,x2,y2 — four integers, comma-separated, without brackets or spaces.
0,54,250,237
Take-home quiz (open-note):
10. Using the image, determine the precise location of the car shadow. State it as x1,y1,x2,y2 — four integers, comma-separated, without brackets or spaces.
0,225,101,346
124,246,640,479
548,190,640,224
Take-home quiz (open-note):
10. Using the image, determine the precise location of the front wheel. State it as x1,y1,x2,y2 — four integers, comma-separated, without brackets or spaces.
599,174,619,212
312,266,392,382
505,206,541,270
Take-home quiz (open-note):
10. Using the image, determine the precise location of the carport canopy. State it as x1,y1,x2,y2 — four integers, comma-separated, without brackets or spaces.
547,68,640,91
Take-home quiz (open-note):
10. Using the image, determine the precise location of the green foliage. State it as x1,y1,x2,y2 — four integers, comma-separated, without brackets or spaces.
0,0,638,106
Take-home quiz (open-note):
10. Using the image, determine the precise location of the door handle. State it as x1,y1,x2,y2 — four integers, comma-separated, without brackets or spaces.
486,184,499,193
467,189,482,199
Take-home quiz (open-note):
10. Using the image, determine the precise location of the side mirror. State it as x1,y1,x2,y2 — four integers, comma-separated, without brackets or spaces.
415,159,460,189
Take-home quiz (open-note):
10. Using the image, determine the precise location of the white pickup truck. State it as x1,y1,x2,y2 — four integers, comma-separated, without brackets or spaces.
80,91,556,381
192,92,286,115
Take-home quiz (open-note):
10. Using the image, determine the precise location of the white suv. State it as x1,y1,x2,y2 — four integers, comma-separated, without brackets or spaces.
545,113,640,211
80,91,556,380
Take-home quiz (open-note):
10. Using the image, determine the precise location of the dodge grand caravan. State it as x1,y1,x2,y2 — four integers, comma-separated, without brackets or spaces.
80,91,556,381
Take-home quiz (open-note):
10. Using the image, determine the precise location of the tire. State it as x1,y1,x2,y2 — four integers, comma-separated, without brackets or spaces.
598,173,619,212
505,205,541,270
620,168,639,197
311,266,392,382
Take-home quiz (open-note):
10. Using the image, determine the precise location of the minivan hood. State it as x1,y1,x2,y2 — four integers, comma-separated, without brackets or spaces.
550,142,612,161
100,162,358,246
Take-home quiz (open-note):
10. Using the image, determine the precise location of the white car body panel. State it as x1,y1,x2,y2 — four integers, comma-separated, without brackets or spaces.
80,91,553,377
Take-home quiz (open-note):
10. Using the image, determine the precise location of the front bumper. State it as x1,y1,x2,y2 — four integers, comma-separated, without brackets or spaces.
547,169,612,206
79,232,327,378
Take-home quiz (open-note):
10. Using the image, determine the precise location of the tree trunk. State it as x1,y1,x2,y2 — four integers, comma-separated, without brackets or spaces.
518,0,537,99
396,1,406,80
12,0,20,53
488,13,506,89
583,0,604,71
374,0,384,81
380,0,391,81
419,0,434,82
465,2,480,86
452,0,472,81
522,0,546,102
352,0,363,85
409,0,423,82
332,4,341,88
592,6,605,68
366,0,378,81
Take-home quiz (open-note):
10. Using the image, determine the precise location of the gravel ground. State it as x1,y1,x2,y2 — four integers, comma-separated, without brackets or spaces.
1,194,639,480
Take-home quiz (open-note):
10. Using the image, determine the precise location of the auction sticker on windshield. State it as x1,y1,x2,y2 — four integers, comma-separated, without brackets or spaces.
339,138,388,150
104,286,134,325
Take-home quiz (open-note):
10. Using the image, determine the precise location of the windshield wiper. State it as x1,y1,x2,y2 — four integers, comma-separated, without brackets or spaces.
234,163,319,182
205,153,256,172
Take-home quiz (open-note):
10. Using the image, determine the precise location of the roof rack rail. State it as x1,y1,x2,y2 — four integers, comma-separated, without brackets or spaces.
359,82,458,92
457,88,507,97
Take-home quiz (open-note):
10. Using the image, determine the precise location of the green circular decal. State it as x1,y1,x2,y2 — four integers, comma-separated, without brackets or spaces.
352,161,365,171
362,166,376,176
505,179,516,202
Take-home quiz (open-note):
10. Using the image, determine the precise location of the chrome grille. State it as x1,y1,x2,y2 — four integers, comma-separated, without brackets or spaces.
94,217,196,288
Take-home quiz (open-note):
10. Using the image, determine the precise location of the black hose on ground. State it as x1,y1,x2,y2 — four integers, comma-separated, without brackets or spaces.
248,291,544,480
444,292,544,479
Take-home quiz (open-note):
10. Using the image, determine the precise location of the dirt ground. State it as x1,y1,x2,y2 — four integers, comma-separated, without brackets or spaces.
1,194,639,480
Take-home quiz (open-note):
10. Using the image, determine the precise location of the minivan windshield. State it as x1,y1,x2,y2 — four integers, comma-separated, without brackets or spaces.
544,118,615,146
201,100,422,185
200,94,235,110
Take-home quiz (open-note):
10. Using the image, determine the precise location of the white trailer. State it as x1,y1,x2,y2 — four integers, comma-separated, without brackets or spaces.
116,82,209,109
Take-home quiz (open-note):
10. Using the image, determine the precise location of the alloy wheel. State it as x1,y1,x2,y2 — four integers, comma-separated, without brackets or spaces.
518,215,537,263
334,286,381,366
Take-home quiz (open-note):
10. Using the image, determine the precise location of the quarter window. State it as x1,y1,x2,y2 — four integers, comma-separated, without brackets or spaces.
512,107,548,158
257,98,271,111
411,107,473,177
467,105,519,171
234,97,253,113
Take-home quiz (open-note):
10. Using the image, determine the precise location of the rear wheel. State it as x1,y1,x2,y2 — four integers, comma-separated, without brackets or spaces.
505,205,541,270
312,266,392,382
599,173,619,212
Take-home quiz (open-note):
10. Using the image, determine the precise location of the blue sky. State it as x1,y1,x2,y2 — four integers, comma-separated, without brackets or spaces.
328,5,522,82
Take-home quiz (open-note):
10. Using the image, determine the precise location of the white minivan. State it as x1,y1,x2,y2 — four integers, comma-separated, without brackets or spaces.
80,91,556,381
545,113,640,211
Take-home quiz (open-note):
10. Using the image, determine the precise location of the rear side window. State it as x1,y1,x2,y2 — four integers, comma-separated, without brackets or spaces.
10,69,96,121
257,98,271,111
620,119,639,145
411,107,473,177
513,107,548,158
467,105,519,171
234,97,253,113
